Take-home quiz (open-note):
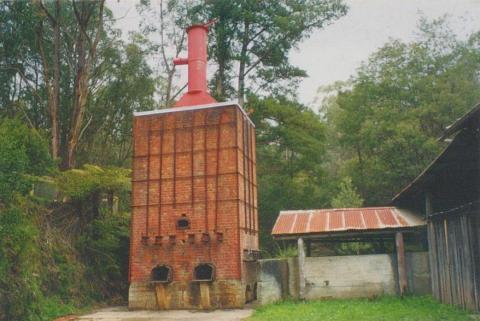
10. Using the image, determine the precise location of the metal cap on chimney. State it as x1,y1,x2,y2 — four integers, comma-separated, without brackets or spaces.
173,21,217,107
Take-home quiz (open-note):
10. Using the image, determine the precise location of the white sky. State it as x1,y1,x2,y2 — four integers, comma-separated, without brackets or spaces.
109,0,480,107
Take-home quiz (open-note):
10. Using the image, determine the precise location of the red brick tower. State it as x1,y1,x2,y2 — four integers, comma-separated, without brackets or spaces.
129,23,259,310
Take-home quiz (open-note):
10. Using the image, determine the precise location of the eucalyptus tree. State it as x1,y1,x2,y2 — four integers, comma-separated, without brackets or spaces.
0,1,157,169
325,18,480,204
187,0,348,104
248,94,331,250
135,0,192,107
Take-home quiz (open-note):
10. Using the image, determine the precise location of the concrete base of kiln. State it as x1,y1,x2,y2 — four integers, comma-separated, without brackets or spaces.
128,280,254,310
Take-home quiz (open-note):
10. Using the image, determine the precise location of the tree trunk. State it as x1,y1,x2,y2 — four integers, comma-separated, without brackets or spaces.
35,0,61,160
51,0,61,160
64,0,105,169
213,18,228,100
67,58,90,169
237,20,250,106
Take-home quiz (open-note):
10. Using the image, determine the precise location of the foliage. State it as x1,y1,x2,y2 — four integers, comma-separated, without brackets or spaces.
135,0,192,107
0,118,53,203
248,296,472,321
76,210,130,301
0,206,42,321
158,0,347,103
0,197,130,321
0,120,130,320
273,245,298,259
77,38,157,166
56,165,130,200
248,95,333,251
0,1,157,168
331,177,364,208
323,18,480,204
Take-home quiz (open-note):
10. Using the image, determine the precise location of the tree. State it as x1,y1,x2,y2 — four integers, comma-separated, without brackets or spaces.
331,177,363,208
0,1,156,169
248,95,331,250
65,0,106,168
136,0,191,107
0,119,53,203
34,0,62,159
1,1,105,168
76,37,157,166
324,18,480,204
156,0,348,104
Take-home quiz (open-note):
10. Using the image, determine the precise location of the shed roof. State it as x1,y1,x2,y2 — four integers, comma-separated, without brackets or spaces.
440,103,480,140
271,207,425,239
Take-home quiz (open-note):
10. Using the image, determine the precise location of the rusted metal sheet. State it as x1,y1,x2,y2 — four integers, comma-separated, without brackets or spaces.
272,207,424,237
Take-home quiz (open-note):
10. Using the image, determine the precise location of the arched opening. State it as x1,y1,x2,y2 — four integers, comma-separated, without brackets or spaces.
193,263,215,281
151,265,172,283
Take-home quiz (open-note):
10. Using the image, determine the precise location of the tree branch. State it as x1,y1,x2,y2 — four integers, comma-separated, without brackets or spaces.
89,0,105,61
72,0,93,48
1,66,43,102
37,0,57,25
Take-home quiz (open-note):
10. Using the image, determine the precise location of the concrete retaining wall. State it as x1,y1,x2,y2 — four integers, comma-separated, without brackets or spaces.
256,259,289,305
257,251,430,303
406,252,431,295
304,254,396,299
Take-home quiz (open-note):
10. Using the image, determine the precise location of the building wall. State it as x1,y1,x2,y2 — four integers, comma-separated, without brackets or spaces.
256,252,430,303
393,129,480,311
405,252,431,295
129,104,258,309
428,211,480,311
303,254,397,299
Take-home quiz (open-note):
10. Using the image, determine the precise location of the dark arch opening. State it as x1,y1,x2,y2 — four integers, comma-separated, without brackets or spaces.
151,265,172,283
193,263,215,281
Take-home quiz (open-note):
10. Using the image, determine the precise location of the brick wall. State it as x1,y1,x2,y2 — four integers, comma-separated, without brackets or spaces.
130,104,258,285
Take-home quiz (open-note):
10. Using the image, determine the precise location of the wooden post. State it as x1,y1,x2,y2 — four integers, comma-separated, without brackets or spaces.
200,282,211,309
425,191,432,218
425,191,438,298
306,240,312,257
298,237,306,299
155,283,170,309
395,232,407,296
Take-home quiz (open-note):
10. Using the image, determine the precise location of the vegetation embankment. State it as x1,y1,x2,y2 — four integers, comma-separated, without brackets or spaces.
0,120,130,321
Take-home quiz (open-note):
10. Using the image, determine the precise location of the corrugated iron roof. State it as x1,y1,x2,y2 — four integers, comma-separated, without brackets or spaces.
271,207,424,238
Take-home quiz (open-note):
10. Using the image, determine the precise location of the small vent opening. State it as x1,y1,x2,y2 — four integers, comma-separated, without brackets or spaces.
151,265,172,283
193,263,215,282
177,215,190,229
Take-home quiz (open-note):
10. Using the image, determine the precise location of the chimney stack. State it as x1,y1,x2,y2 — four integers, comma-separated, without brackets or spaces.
173,23,217,107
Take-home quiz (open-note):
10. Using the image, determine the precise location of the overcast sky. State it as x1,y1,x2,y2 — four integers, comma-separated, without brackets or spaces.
109,0,480,107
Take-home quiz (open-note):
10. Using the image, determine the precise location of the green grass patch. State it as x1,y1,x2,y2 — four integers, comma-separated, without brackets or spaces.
248,296,472,321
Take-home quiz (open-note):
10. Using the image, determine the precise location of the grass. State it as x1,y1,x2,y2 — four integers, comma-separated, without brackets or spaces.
247,296,473,321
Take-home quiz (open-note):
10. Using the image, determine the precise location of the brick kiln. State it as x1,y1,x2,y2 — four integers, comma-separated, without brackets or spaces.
128,23,259,310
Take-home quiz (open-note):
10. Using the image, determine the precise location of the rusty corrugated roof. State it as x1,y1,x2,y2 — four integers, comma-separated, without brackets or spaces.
271,207,424,237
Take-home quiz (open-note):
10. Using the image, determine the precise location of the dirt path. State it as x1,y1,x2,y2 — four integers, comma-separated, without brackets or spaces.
74,307,253,321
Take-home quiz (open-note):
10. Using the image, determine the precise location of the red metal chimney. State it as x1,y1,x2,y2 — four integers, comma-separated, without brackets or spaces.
173,23,217,107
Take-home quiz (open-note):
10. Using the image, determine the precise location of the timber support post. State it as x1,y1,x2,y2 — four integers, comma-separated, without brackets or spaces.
395,232,407,296
298,237,306,299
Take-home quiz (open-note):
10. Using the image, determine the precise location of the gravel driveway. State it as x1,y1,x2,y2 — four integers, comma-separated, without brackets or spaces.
75,307,253,321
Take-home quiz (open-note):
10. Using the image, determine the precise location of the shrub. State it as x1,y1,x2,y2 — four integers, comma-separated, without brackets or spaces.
0,118,53,203
0,206,43,321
